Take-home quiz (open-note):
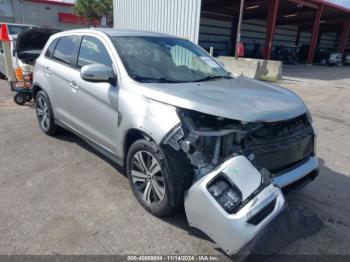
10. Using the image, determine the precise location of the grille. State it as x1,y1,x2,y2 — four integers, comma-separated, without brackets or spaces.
248,127,314,174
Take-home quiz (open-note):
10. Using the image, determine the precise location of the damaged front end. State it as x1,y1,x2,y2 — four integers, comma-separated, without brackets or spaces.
163,108,317,255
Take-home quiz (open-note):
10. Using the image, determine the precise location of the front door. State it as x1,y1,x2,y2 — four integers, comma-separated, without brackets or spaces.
68,35,120,154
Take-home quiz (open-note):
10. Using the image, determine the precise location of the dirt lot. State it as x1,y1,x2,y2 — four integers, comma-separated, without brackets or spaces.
0,65,349,260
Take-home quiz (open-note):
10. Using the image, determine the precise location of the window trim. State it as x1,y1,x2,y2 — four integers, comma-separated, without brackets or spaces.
50,35,82,68
74,35,114,70
44,38,59,59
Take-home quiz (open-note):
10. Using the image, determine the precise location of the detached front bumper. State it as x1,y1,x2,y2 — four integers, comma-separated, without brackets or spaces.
184,156,285,255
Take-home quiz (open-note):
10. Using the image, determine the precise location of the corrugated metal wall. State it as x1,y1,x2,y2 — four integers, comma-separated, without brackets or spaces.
319,32,338,49
114,0,202,43
299,31,312,46
198,13,232,56
241,20,299,48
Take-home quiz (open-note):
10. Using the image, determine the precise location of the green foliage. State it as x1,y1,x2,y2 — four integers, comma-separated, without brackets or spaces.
74,0,113,26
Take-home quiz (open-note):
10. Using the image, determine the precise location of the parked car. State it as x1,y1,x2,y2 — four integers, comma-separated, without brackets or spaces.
343,49,350,65
0,25,59,78
314,47,342,66
0,25,60,104
273,45,300,64
32,29,318,255
0,23,35,79
299,45,342,65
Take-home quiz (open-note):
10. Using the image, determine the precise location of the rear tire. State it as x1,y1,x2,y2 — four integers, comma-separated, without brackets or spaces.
35,90,58,136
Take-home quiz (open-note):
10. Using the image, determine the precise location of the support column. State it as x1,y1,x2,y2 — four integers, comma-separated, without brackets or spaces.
307,4,323,64
295,27,301,46
263,0,279,60
339,19,350,55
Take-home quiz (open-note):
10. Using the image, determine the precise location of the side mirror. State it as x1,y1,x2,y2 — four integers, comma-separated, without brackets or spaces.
80,64,115,84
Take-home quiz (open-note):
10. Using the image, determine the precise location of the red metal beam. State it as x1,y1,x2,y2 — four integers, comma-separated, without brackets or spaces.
263,0,280,60
307,4,323,64
339,19,350,55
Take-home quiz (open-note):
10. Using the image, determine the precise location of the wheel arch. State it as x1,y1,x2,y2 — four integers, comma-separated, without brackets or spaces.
123,128,155,167
32,84,43,101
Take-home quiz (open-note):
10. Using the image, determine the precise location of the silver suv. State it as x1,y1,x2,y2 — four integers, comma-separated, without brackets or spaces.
33,29,318,255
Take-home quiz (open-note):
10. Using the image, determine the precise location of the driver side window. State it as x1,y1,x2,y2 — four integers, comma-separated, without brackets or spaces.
77,36,113,69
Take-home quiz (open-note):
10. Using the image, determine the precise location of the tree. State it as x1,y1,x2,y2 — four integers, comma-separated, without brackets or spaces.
74,0,113,27
73,0,100,26
96,0,113,26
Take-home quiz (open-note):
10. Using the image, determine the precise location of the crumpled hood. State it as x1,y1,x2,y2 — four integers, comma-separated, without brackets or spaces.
141,77,307,122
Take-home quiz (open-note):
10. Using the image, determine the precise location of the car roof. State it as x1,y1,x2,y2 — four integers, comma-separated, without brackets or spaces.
4,23,36,27
57,28,179,38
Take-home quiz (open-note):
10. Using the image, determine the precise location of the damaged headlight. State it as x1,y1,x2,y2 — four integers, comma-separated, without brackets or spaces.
162,124,184,150
208,175,242,213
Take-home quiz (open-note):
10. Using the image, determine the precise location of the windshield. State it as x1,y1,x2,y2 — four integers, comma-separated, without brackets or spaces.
111,36,231,83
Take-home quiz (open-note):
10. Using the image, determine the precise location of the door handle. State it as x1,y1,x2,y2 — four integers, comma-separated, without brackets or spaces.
44,66,51,75
69,80,79,90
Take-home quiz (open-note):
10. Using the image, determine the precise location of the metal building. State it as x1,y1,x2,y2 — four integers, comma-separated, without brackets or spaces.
114,0,350,64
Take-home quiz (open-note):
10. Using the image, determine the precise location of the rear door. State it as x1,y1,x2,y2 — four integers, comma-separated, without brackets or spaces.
68,35,120,154
44,35,81,125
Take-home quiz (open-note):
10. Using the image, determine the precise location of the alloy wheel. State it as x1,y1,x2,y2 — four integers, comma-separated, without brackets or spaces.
36,96,50,132
131,151,166,206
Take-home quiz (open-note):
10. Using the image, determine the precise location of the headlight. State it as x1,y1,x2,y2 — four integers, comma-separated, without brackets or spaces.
208,175,242,213
163,124,184,150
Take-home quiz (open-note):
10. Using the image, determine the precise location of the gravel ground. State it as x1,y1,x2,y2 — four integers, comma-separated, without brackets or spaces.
0,65,349,260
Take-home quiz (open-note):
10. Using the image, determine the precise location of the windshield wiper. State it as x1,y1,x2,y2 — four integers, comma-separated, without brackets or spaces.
194,75,232,83
133,76,186,83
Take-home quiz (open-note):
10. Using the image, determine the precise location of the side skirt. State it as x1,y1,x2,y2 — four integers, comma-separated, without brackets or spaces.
55,119,124,167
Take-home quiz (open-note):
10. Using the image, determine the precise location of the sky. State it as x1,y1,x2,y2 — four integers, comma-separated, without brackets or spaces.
328,0,350,8
57,0,350,8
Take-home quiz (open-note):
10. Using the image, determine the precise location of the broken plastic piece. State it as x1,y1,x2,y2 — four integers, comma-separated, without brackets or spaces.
184,155,285,255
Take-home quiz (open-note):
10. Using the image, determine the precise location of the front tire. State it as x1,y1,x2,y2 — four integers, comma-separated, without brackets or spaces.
127,139,185,217
35,90,58,136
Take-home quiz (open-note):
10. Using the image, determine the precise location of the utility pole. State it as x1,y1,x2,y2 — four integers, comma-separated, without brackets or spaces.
20,0,25,24
235,0,245,58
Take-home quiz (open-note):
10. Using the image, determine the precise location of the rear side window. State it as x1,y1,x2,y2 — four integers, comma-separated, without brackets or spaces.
77,36,113,69
52,36,79,65
45,38,58,58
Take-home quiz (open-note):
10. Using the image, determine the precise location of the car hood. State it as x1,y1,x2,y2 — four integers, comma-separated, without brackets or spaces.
141,77,307,122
